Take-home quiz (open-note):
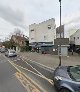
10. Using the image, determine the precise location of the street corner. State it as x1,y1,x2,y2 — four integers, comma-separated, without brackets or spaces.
15,72,41,92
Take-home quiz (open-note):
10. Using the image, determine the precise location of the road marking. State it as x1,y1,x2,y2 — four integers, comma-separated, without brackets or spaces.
8,60,46,92
17,58,21,60
21,59,53,84
15,72,41,92
21,56,55,70
8,60,21,73
10,55,53,85
3,54,53,85
10,61,53,85
22,58,44,76
14,59,17,61
12,55,54,85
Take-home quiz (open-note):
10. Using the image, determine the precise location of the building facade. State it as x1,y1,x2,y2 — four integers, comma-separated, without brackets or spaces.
70,29,80,46
29,18,56,53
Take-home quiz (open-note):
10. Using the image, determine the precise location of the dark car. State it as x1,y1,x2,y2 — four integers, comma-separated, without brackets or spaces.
75,48,80,54
53,65,80,92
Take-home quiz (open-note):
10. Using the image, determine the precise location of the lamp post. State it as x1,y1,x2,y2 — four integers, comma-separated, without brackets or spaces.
59,0,62,66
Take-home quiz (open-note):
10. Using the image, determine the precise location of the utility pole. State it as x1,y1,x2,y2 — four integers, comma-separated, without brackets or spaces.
59,0,62,66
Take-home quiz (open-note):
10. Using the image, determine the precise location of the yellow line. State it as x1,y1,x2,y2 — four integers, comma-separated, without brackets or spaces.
24,61,53,84
11,61,53,85
8,60,46,92
8,60,21,73
15,72,40,92
15,72,30,92
22,59,43,76
20,57,53,85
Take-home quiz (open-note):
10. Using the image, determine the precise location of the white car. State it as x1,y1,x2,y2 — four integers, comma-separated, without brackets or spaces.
5,49,17,57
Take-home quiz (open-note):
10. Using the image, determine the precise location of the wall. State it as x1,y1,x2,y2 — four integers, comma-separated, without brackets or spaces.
70,30,80,45
29,18,56,45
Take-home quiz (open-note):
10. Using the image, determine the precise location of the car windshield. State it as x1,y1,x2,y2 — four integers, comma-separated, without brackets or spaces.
69,66,80,82
10,50,15,53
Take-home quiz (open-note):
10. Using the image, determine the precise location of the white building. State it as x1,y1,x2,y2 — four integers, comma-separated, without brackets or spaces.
29,18,56,53
70,29,80,46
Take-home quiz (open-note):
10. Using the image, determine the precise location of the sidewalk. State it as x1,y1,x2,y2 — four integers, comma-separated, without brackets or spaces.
19,52,80,68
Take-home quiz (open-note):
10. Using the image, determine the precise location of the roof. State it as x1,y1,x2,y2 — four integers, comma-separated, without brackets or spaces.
11,35,29,41
70,29,80,37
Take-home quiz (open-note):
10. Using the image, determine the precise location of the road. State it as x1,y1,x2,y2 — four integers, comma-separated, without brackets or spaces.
0,54,27,92
0,53,57,92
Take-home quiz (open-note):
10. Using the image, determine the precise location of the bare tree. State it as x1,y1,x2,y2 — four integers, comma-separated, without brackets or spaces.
13,28,23,36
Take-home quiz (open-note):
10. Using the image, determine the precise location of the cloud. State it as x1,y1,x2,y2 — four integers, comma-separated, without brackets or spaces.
62,10,80,25
0,4,25,28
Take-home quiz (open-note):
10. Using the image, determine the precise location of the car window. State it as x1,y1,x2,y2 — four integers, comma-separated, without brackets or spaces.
69,66,80,82
10,50,16,53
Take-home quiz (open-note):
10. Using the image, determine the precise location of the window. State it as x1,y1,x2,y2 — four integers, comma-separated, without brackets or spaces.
31,29,34,32
77,37,79,39
74,37,75,39
68,66,80,82
48,25,51,29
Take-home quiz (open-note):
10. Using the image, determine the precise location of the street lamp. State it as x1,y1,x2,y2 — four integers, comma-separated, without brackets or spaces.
59,0,62,66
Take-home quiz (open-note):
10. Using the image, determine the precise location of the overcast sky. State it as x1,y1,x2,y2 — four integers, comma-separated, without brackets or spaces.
0,0,80,41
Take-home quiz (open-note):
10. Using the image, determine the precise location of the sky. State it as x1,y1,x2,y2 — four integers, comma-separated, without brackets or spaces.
0,0,80,41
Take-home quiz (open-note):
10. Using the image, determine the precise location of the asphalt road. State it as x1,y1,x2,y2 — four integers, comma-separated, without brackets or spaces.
10,55,57,92
0,54,27,92
0,53,57,92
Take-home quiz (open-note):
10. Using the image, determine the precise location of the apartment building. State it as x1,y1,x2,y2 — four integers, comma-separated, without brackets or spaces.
29,18,56,53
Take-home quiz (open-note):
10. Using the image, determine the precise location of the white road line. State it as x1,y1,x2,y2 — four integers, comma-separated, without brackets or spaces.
14,60,17,61
18,57,54,84
21,56,55,70
10,61,53,85
3,54,53,85
22,59,43,76
17,58,21,60
9,60,47,92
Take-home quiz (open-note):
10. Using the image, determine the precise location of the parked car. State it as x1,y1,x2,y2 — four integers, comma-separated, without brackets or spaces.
5,49,17,57
75,48,80,54
0,48,8,53
53,65,80,92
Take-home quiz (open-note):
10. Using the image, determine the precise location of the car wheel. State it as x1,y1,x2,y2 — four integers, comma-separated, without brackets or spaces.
59,88,71,92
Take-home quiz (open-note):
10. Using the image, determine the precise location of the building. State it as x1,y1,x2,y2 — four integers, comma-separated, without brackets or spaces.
70,29,80,47
29,18,56,53
11,35,29,52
